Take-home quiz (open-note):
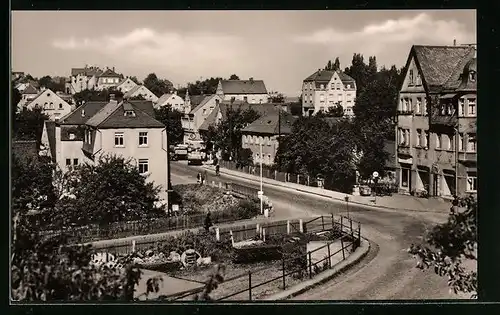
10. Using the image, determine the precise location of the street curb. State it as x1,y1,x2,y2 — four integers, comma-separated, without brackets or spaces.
263,238,371,301
205,166,450,215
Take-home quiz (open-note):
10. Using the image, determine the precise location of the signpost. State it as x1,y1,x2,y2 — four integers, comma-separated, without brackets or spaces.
372,171,379,204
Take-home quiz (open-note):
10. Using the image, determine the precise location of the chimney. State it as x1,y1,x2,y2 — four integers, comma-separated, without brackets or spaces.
112,66,115,72
453,39,457,46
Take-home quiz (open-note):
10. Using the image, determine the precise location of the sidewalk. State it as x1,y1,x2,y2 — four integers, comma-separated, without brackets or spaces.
203,165,452,214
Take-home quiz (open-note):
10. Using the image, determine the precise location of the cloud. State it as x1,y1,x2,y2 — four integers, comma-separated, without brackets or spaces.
291,13,475,54
52,28,249,82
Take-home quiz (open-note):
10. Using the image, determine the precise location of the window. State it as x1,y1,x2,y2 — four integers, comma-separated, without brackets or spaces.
405,130,410,146
408,98,413,112
69,133,75,140
409,70,414,85
459,99,465,116
47,93,51,97
470,71,476,82
458,133,464,151
468,98,476,116
267,137,271,146
416,129,422,147
114,132,124,147
416,73,422,86
336,84,341,90
320,94,325,102
73,158,79,166
347,84,351,89
59,103,63,109
267,154,271,163
466,174,477,192
255,153,260,161
66,159,71,166
401,168,410,188
444,134,452,150
467,133,477,152
320,84,324,89
139,132,148,146
44,102,48,109
330,84,334,90
424,130,429,148
244,96,248,102
436,134,441,149
138,159,149,174
124,110,135,117
416,97,421,114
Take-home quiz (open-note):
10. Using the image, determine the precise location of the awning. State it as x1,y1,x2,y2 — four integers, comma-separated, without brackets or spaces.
440,93,457,99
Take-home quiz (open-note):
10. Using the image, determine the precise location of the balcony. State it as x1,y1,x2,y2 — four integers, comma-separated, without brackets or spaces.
398,145,412,157
458,151,477,163
430,107,458,127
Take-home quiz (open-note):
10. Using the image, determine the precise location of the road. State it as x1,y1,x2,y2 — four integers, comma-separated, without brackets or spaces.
171,161,466,300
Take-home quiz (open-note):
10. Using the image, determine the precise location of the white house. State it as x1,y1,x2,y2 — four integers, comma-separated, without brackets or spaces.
124,85,159,103
301,69,357,117
116,77,138,94
215,78,269,104
25,89,73,121
181,94,222,143
155,92,186,112
66,66,103,94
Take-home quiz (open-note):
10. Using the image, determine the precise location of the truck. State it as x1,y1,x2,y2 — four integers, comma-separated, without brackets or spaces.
187,150,203,165
173,144,189,160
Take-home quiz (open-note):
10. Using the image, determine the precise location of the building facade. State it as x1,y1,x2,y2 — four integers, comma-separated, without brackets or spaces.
396,44,476,198
96,68,123,91
302,69,357,117
181,94,222,143
24,89,73,121
116,78,139,94
66,66,103,94
124,85,159,103
156,92,186,112
216,79,269,104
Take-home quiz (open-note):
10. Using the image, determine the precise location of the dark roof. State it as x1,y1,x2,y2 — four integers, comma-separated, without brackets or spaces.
100,68,122,78
86,101,164,129
190,95,207,109
59,101,109,125
304,70,355,83
129,100,156,117
190,95,218,114
220,80,268,94
384,140,397,169
22,84,38,95
45,121,56,162
412,45,475,92
241,108,296,135
71,67,104,77
442,56,477,92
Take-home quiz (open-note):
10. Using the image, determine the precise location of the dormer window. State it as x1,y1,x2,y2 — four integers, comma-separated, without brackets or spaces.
81,109,85,117
469,71,476,82
124,110,136,117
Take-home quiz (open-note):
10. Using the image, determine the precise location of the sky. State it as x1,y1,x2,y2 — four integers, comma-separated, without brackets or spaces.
11,10,476,96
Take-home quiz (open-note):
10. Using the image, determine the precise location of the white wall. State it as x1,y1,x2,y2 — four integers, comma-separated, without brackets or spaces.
223,93,269,104
117,79,138,93
26,90,72,121
157,94,185,112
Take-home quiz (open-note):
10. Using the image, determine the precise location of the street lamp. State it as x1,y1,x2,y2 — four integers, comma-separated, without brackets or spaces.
166,104,173,215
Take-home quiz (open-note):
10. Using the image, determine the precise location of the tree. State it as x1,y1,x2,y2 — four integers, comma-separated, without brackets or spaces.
345,53,369,95
154,107,184,145
318,105,343,118
12,87,22,117
275,116,358,193
129,76,141,84
51,155,163,226
73,89,110,106
38,76,65,93
409,196,477,298
367,56,378,79
270,93,285,103
325,60,332,71
129,95,146,101
333,57,341,71
228,74,240,80
143,73,174,97
13,106,50,148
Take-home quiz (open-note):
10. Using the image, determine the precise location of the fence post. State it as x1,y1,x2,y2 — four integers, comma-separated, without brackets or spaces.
285,173,288,182
132,240,136,252
327,242,331,268
341,237,346,260
230,230,235,247
263,228,266,242
297,174,300,184
358,222,361,241
299,219,303,233
282,255,286,289
340,216,343,234
321,216,325,231
216,227,220,241
248,271,252,301
287,220,290,234
307,175,310,186
308,252,312,279
256,224,260,234
350,219,353,239
274,170,277,180
331,213,334,230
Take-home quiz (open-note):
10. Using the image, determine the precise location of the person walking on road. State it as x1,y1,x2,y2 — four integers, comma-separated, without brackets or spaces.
215,164,220,176
197,172,202,185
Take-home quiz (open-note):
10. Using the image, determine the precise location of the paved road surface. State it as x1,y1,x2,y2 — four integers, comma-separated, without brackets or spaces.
171,161,467,300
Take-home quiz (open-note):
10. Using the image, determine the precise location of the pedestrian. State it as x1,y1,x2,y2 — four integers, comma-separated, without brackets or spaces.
215,164,220,176
203,170,208,184
197,172,202,184
204,212,213,232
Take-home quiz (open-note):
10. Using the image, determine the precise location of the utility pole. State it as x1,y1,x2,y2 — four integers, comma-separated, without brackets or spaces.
260,142,264,215
229,98,234,161
166,104,173,215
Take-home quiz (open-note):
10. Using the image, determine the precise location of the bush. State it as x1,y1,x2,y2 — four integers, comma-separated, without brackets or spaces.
229,199,260,220
232,244,282,264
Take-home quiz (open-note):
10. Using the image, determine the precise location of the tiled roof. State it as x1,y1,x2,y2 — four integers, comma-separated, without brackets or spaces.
124,85,142,98
412,45,475,92
189,95,207,109
86,101,164,129
220,80,268,94
12,140,38,162
71,67,104,77
100,68,122,78
190,95,216,114
22,84,38,95
59,101,109,125
304,70,355,83
443,56,477,92
241,108,296,135
129,100,156,117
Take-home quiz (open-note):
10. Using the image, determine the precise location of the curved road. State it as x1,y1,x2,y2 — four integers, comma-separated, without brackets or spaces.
171,161,464,300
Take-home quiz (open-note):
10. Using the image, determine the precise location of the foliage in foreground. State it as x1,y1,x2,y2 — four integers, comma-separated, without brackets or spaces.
409,196,477,298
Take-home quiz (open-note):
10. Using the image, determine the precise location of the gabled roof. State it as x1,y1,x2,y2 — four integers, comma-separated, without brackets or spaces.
71,67,103,77
157,93,174,105
58,101,109,125
443,57,477,92
189,95,207,109
411,45,475,93
303,70,355,83
22,84,39,95
86,100,164,129
124,85,144,98
241,108,296,135
190,94,218,114
220,80,268,94
100,68,122,78
44,121,57,162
